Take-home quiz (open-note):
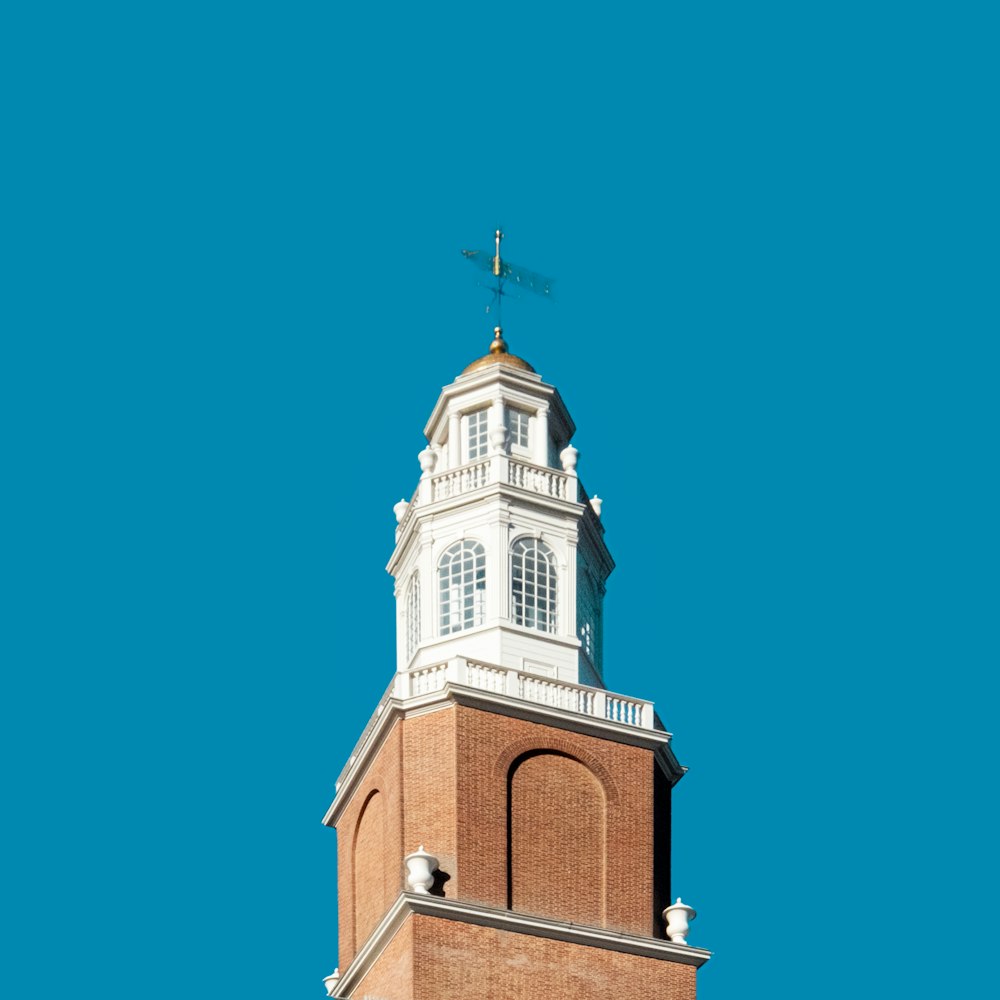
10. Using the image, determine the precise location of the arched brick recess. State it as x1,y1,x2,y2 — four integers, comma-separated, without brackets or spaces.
492,734,621,805
352,789,389,948
508,751,607,926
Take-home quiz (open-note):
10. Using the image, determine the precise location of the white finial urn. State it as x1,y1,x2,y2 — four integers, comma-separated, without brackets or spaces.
418,447,437,477
489,425,508,454
404,845,439,894
663,898,697,944
589,494,603,517
559,444,579,475
322,968,340,997
393,498,409,523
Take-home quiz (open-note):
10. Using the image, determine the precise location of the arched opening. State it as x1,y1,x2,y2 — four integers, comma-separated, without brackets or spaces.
352,790,388,947
507,751,606,926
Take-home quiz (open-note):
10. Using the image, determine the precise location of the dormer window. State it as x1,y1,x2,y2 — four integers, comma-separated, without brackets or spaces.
466,408,489,461
506,407,530,450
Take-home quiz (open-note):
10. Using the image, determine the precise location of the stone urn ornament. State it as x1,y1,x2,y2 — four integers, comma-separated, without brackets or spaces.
589,494,603,518
393,498,409,524
404,845,439,894
418,447,437,477
489,425,508,454
663,897,697,944
559,444,579,475
322,968,340,997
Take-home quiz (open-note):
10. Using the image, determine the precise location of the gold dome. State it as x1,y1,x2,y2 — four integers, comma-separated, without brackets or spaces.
462,327,536,375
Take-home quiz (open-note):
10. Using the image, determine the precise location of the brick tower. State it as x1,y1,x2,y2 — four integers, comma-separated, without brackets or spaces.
322,330,710,999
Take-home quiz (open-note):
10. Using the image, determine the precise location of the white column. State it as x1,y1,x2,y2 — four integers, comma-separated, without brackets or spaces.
395,581,407,671
489,515,506,628
491,396,506,430
448,411,461,468
563,538,578,642
419,531,434,662
490,397,506,454
533,406,549,466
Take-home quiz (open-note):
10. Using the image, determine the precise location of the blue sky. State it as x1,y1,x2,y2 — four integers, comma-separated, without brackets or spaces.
4,2,997,998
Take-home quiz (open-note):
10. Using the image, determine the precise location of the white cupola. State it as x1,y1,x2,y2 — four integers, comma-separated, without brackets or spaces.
387,329,613,688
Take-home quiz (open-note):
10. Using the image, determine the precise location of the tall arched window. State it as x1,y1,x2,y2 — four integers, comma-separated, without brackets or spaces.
439,540,486,635
406,572,420,660
511,538,557,633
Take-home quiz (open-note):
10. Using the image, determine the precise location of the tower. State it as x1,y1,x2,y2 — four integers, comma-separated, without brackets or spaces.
322,330,710,1000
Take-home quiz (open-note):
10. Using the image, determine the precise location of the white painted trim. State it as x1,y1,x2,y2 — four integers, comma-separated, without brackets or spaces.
323,682,675,827
388,478,586,573
332,893,711,996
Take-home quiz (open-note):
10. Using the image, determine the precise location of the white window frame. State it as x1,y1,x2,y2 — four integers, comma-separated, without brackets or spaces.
465,408,489,462
510,537,558,634
506,406,531,453
406,571,421,660
439,540,487,635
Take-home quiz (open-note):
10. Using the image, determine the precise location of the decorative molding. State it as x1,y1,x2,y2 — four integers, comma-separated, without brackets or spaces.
323,681,674,827
491,737,623,805
333,893,711,997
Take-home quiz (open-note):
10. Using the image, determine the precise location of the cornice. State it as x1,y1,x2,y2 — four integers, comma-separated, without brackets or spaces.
387,479,586,574
423,367,575,445
333,893,711,996
323,682,675,827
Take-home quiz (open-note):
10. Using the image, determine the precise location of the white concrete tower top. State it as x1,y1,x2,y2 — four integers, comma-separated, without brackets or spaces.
387,329,613,688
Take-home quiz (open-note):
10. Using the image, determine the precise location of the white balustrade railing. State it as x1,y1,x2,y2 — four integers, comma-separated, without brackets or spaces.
507,460,570,500
395,658,652,728
335,659,655,799
400,458,575,519
465,661,508,694
605,694,645,726
518,673,596,714
407,663,449,696
431,460,490,501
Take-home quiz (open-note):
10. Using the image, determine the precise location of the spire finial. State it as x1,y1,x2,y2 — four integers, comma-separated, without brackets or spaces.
492,229,504,277
490,326,508,355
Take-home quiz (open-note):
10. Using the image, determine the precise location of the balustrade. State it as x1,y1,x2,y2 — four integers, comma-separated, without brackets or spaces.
465,661,507,694
507,459,569,500
605,695,645,726
410,457,576,508
431,460,490,501
334,660,655,800
407,663,449,696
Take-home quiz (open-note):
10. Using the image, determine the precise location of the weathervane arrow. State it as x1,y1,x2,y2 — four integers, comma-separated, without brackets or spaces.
461,229,554,324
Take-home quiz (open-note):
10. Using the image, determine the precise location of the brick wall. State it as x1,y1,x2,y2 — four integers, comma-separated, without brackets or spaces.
335,700,672,970
413,915,697,1000
336,719,405,968
454,705,661,936
401,707,458,897
350,916,414,1000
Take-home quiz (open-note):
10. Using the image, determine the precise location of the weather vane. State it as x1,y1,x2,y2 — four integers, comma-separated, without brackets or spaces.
461,229,553,325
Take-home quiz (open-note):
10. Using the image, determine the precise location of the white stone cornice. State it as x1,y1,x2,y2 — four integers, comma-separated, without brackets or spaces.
323,674,673,828
423,366,575,443
332,893,711,996
387,480,587,573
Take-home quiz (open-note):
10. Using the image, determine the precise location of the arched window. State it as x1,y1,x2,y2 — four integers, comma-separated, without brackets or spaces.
511,538,557,633
439,541,486,635
406,572,420,660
